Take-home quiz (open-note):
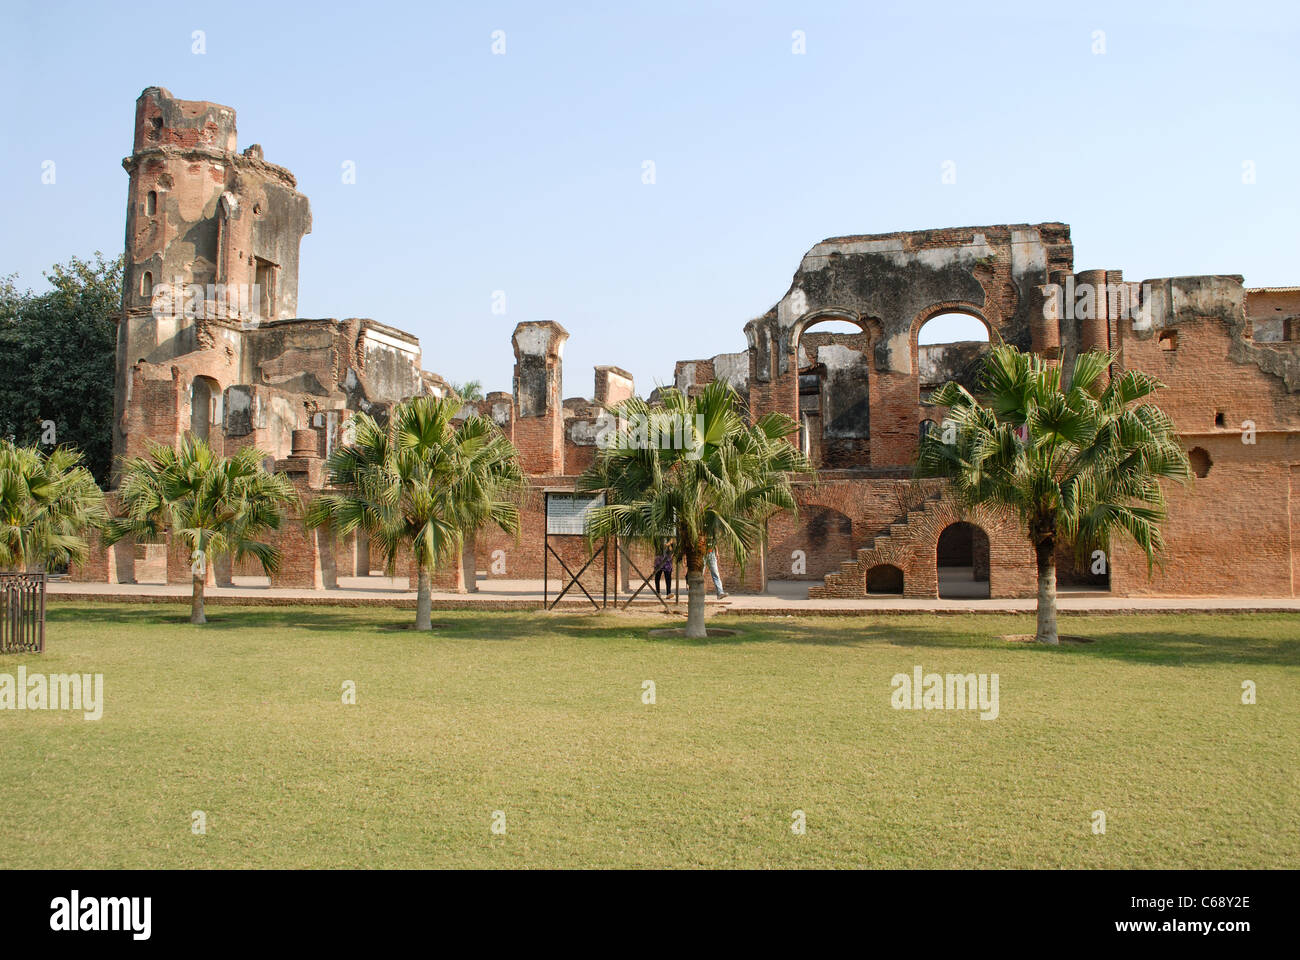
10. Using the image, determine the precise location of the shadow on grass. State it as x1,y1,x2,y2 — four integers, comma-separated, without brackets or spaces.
45,604,491,638
617,614,1300,667
45,605,1300,666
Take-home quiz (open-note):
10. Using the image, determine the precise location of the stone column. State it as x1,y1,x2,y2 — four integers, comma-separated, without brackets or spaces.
512,321,569,475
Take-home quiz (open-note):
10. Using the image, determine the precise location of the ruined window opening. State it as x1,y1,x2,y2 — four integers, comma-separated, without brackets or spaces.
1215,412,1225,428
1158,331,1178,351
140,270,152,298
147,116,162,141
918,312,990,346
919,418,937,440
1188,447,1212,478
254,258,277,320
190,376,221,443
794,317,870,468
146,190,157,216
917,312,990,400
797,366,822,462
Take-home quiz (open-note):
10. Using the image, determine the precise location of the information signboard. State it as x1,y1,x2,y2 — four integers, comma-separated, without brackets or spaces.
545,492,605,536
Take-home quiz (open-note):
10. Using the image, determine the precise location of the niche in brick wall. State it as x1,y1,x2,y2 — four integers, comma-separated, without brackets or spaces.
1189,447,1212,478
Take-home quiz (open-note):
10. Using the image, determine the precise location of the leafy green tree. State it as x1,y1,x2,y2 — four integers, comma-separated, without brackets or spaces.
916,345,1192,644
307,396,523,630
107,436,298,624
0,254,121,485
580,381,813,638
0,440,107,572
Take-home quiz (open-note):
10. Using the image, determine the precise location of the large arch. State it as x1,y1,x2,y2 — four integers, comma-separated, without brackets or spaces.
912,304,994,445
911,303,995,388
791,310,878,469
936,521,991,599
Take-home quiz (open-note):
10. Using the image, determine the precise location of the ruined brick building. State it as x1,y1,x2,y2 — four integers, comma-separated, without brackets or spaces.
75,88,1300,599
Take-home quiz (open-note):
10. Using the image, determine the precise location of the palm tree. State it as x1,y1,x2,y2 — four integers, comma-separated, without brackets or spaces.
0,440,106,572
915,345,1192,644
307,396,523,630
106,435,298,624
445,414,525,594
447,380,484,403
580,381,813,638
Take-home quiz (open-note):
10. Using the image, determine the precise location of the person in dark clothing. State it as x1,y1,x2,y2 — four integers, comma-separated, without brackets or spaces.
653,539,675,600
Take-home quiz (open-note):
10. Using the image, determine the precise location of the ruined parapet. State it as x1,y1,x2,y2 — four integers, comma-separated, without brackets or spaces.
674,352,749,397
594,365,635,406
562,396,612,477
1246,287,1300,343
1124,275,1300,399
421,370,453,398
485,391,513,428
512,321,568,474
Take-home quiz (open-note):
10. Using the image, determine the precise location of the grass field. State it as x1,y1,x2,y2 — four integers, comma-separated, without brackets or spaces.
1,603,1296,869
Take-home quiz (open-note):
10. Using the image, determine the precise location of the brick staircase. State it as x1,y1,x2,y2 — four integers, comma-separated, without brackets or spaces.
807,486,947,599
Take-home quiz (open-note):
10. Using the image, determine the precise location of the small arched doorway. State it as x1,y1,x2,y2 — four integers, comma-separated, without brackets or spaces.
190,376,221,443
936,521,990,599
866,564,904,595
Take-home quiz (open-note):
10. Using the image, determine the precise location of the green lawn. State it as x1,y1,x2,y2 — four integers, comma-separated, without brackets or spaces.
1,603,1296,869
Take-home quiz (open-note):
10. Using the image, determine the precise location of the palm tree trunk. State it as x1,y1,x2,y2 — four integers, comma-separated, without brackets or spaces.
190,574,207,625
685,572,707,638
453,536,468,594
1034,538,1058,645
683,535,709,638
416,563,433,631
461,529,478,593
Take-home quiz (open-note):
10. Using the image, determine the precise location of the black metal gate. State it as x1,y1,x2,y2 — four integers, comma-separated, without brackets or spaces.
0,573,46,654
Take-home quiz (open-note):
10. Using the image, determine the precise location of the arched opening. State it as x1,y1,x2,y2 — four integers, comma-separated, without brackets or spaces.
146,190,157,216
795,316,871,468
866,564,904,595
190,376,221,443
936,521,990,599
917,312,990,396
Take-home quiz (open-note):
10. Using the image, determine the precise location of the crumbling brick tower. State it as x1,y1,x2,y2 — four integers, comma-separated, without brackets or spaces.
114,86,312,477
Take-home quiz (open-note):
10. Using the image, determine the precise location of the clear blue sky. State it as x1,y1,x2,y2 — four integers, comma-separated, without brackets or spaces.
2,0,1297,396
